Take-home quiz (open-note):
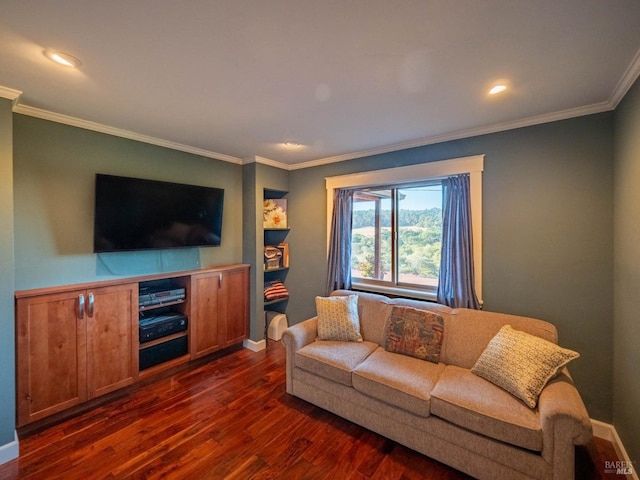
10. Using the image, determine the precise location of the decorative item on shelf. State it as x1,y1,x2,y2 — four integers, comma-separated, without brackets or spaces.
278,242,289,268
264,246,283,270
263,199,288,229
264,279,288,302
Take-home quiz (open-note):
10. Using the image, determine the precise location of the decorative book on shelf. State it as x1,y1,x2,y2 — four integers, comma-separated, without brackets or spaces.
263,199,288,229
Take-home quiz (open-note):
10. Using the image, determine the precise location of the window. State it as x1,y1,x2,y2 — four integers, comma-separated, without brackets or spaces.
351,182,443,295
326,155,484,302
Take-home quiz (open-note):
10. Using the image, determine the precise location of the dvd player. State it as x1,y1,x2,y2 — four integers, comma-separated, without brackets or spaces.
139,288,185,309
139,312,188,343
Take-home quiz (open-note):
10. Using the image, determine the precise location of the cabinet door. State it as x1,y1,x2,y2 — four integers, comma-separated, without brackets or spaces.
220,267,249,348
190,272,223,359
16,290,88,427
86,284,138,399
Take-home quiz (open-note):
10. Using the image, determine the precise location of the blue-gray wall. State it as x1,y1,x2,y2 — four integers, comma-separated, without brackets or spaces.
0,99,16,447
13,114,243,289
613,77,640,466
286,113,614,422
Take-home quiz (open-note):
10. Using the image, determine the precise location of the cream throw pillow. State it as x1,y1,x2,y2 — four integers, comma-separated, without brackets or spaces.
316,295,363,342
471,325,579,408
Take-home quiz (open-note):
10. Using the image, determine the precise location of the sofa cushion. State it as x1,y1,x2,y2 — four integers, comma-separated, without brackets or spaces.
316,295,363,342
471,325,579,408
352,348,446,417
439,309,558,369
295,340,378,386
430,365,543,451
384,305,444,363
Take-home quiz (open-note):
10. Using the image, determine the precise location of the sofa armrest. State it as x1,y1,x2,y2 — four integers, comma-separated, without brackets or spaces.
538,369,592,479
281,317,318,352
281,317,317,394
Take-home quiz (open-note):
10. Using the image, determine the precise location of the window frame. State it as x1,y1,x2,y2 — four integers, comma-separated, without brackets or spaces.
326,155,484,302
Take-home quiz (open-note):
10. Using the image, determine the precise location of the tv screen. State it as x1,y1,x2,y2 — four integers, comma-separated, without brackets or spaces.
94,174,224,253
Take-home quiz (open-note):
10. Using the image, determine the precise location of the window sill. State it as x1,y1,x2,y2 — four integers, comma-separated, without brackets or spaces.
350,282,438,303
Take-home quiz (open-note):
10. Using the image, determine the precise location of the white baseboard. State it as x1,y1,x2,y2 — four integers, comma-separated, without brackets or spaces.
0,431,19,466
592,419,638,480
243,338,266,352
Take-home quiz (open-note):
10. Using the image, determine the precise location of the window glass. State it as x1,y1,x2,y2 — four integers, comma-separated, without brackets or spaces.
351,191,391,281
397,184,442,288
351,183,442,291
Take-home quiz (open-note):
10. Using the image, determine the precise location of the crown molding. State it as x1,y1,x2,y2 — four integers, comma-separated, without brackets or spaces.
293,47,640,170
609,48,640,108
290,101,614,170
246,155,291,170
12,103,244,165
5,98,619,172
0,86,23,106
7,45,637,173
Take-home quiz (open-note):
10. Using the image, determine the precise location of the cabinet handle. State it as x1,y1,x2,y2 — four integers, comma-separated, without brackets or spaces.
88,293,94,318
78,294,85,318
219,273,222,287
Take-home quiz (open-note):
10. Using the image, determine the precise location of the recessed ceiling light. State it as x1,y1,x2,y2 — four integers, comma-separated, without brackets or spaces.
489,84,508,95
283,141,301,148
43,49,81,68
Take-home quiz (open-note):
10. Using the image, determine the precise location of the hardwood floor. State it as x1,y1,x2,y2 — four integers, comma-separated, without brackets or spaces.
0,340,621,480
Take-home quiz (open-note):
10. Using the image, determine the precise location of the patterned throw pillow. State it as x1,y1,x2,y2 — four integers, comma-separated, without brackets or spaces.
471,325,579,408
384,306,445,364
316,295,363,342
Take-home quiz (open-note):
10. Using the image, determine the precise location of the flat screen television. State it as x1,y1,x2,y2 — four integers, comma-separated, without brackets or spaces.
94,174,224,253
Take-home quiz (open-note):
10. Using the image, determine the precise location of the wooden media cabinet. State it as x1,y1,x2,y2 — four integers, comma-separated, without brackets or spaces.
15,264,249,427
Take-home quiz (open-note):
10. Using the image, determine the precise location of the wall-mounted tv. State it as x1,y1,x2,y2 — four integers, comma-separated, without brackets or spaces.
94,174,224,253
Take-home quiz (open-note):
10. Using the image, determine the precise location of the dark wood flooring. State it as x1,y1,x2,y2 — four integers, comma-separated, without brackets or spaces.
0,340,621,480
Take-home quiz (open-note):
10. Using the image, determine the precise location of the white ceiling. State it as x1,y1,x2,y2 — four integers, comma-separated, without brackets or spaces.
2,1,640,169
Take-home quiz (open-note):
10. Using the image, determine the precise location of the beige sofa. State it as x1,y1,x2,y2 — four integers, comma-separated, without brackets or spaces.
281,290,592,480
